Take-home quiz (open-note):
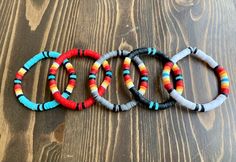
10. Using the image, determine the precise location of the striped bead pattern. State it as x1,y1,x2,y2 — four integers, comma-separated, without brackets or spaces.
123,47,177,110
214,65,230,96
90,50,148,112
48,49,111,110
162,62,184,94
166,47,230,112
14,51,74,111
14,47,230,113
123,57,148,95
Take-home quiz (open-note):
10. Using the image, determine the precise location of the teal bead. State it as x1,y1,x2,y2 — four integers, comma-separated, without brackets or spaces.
154,102,159,110
89,75,96,79
69,74,77,79
141,76,148,81
106,71,112,76
123,70,130,75
149,101,154,109
148,48,152,55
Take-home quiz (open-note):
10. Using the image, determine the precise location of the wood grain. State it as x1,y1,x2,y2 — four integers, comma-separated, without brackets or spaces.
0,0,236,161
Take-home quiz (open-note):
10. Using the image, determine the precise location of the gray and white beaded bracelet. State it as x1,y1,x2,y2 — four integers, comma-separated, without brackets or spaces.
89,50,148,111
162,47,230,112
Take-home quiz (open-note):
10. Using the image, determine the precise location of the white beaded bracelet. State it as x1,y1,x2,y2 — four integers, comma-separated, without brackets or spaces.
162,47,230,112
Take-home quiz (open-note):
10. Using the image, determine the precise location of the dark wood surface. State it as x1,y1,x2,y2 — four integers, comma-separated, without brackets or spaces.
0,0,235,161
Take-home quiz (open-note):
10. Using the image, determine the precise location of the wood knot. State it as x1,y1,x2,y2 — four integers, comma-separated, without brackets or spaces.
53,123,65,143
119,39,133,52
175,0,195,7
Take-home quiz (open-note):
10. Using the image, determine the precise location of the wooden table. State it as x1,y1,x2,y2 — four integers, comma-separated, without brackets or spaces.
0,0,235,161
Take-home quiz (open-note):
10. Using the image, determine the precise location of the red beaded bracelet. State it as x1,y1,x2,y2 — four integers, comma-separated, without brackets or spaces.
48,49,112,110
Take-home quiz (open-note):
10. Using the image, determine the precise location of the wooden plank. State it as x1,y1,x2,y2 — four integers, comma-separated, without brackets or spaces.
0,0,235,162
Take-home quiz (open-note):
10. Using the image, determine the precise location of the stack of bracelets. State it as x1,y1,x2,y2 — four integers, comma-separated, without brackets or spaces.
14,47,230,112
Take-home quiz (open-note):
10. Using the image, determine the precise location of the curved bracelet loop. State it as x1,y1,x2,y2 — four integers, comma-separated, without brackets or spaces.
48,49,112,110
123,47,184,110
162,47,230,112
89,50,149,111
14,51,75,111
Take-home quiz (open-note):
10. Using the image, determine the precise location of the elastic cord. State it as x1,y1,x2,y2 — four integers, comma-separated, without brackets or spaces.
14,51,75,111
89,50,149,111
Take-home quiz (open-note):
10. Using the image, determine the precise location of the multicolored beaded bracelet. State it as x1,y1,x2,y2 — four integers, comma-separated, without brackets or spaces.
89,50,148,111
48,49,112,110
14,51,75,111
162,47,230,112
123,47,184,110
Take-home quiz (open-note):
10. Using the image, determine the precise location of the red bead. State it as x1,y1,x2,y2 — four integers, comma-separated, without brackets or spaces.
221,88,230,95
141,69,148,75
68,68,76,74
140,81,148,88
103,65,111,71
124,75,131,81
215,66,224,73
176,80,183,86
49,69,56,75
49,80,56,86
78,103,83,110
14,84,22,89
122,63,130,69
165,62,174,67
164,83,173,90
16,73,23,80
69,79,76,86
104,76,111,82
173,69,182,75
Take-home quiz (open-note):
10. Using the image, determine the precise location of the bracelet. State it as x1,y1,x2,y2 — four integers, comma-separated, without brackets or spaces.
123,47,184,110
48,49,112,110
14,51,75,111
89,50,148,111
162,47,230,112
